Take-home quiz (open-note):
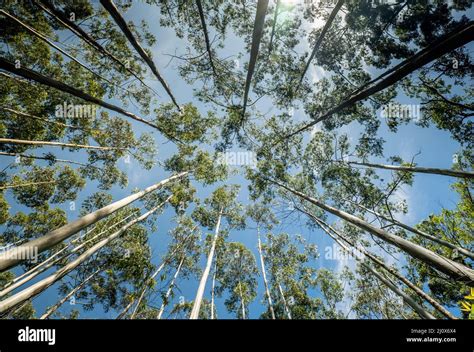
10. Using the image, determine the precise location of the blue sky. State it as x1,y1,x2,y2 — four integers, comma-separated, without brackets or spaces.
1,1,472,319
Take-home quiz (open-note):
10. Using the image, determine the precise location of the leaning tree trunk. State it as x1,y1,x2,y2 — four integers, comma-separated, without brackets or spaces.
282,21,474,141
195,0,217,77
0,198,169,314
257,227,276,320
99,0,180,110
346,199,474,260
308,209,436,319
277,282,292,320
40,269,101,319
363,260,435,320
271,178,474,282
0,10,116,88
0,57,178,142
242,0,270,118
298,206,457,320
348,161,474,179
190,209,223,319
0,173,187,272
0,151,98,169
157,257,185,320
0,211,139,298
0,181,56,191
0,138,122,151
35,0,156,94
295,0,344,92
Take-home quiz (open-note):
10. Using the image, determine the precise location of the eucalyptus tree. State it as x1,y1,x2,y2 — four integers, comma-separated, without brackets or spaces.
405,177,473,319
156,217,201,319
260,233,320,319
215,242,258,319
247,203,279,319
189,185,245,319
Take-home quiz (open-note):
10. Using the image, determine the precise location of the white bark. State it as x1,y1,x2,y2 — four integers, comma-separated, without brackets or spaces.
190,210,223,319
0,172,188,271
257,227,276,320
0,198,169,314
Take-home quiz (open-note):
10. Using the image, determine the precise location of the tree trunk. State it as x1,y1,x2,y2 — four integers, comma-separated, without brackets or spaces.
296,0,344,91
0,198,169,314
0,57,178,141
277,282,292,320
364,260,436,320
238,281,246,319
40,269,100,319
0,138,122,151
195,0,217,77
190,209,223,319
99,0,180,111
346,199,474,260
257,227,276,319
210,260,217,320
0,211,139,297
298,206,457,320
0,10,115,87
0,181,56,190
157,257,185,320
36,0,156,94
268,0,280,54
348,161,474,179
0,151,95,169
1,107,83,130
0,173,187,272
282,21,474,141
129,226,197,319
271,178,474,282
242,0,270,118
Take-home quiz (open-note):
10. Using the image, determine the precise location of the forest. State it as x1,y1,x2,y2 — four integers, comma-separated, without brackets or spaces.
0,0,472,320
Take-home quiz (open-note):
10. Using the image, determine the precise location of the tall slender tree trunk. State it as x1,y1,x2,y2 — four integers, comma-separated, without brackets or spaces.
364,260,435,320
0,198,170,314
210,260,218,320
36,0,157,95
311,210,436,319
0,138,122,151
190,209,223,319
0,181,56,190
242,0,270,118
347,161,474,179
268,0,280,54
271,178,474,282
346,199,474,260
40,269,101,319
296,0,344,92
195,0,217,77
130,226,197,319
282,21,474,141
1,107,84,130
0,151,98,169
298,206,457,320
157,256,185,320
0,57,178,141
0,10,115,87
0,173,187,272
257,226,276,319
238,281,246,319
278,282,292,320
0,210,139,298
99,0,180,111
